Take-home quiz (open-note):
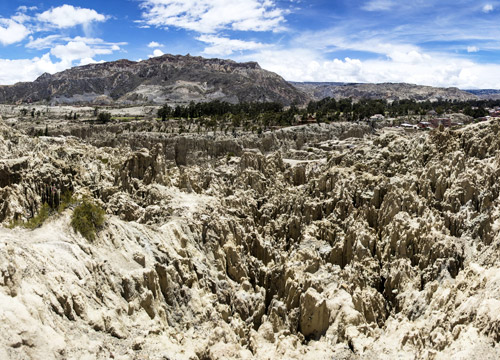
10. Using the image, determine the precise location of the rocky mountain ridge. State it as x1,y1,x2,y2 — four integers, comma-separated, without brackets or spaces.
0,55,307,106
291,82,479,102
466,89,500,100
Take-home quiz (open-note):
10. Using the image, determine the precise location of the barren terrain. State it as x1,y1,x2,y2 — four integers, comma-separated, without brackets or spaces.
1,112,500,359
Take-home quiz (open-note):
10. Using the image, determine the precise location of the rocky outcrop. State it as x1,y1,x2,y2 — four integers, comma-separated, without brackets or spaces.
1,116,500,359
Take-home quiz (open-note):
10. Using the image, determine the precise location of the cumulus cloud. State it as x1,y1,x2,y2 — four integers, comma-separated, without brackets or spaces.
50,40,123,62
27,35,125,57
234,45,500,89
483,4,494,12
197,35,269,56
0,53,70,85
37,5,107,29
0,18,30,46
139,0,285,33
79,58,106,66
148,41,164,48
148,49,165,58
0,35,125,85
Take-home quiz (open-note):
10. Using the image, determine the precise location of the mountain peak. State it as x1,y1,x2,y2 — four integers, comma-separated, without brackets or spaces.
0,54,303,105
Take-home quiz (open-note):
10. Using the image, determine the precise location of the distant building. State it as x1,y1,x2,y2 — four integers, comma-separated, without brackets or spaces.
488,109,500,117
401,123,418,130
418,121,432,129
430,117,451,128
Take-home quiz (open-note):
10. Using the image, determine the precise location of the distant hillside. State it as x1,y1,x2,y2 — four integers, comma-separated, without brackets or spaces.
465,89,500,100
291,82,478,102
0,55,307,106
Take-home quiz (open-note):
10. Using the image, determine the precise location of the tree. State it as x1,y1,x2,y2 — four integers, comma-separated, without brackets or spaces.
97,112,112,123
173,105,182,118
157,104,172,121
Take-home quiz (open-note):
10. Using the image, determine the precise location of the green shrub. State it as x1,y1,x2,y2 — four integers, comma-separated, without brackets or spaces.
21,203,50,229
58,191,76,213
70,199,105,241
6,203,51,229
97,112,112,123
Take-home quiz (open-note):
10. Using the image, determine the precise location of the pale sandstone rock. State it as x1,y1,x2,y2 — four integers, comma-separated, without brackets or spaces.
1,118,500,359
299,288,330,339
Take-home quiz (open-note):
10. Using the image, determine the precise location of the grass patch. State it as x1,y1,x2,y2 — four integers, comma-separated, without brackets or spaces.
7,203,51,229
114,116,143,122
70,199,105,241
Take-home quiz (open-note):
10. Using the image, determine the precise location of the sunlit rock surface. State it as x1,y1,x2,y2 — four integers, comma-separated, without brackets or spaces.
1,118,500,359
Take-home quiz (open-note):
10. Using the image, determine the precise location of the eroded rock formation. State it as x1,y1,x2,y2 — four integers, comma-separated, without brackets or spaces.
1,118,500,359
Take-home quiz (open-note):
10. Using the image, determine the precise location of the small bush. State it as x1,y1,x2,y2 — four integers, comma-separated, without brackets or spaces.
25,203,51,229
58,191,76,213
70,199,105,241
97,112,112,123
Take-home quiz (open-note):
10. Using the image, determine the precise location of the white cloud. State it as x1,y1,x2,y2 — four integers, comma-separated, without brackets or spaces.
483,4,494,12
0,18,30,45
362,0,396,11
11,12,31,24
0,38,121,85
27,36,126,59
149,49,165,58
50,40,122,62
51,41,96,61
197,35,269,56
148,41,164,48
387,50,431,64
17,6,38,13
79,58,106,66
467,46,479,53
37,5,107,29
139,0,285,33
235,45,500,89
26,34,62,49
0,53,70,85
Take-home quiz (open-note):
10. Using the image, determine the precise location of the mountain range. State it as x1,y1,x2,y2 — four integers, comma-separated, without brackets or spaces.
0,54,495,105
291,82,478,102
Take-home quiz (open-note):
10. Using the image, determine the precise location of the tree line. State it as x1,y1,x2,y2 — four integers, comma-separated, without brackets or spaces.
157,98,498,127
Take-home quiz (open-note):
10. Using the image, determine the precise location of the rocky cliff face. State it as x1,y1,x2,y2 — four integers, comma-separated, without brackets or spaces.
1,117,500,359
0,55,307,105
292,82,478,102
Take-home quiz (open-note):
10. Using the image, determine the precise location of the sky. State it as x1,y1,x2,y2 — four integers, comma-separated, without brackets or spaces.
1,0,500,88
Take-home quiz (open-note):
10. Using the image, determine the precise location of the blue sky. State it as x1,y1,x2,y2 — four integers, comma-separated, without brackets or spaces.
1,0,500,88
